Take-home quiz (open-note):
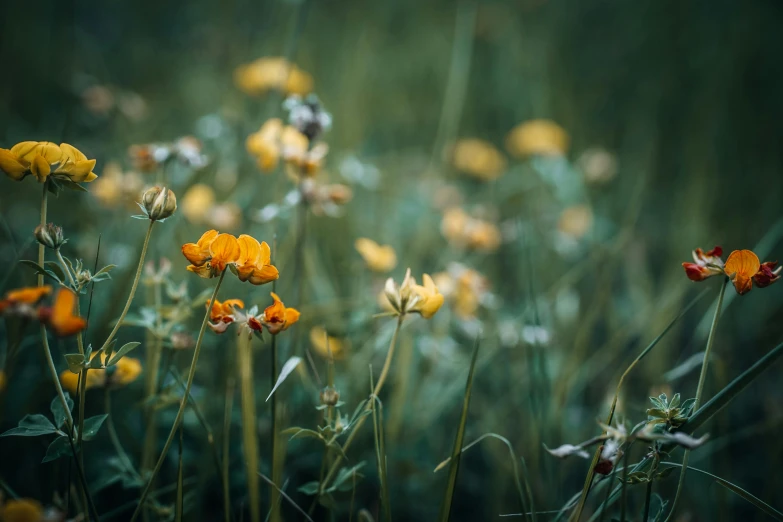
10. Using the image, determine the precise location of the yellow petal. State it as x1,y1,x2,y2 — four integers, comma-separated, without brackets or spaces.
0,148,29,180
724,249,760,278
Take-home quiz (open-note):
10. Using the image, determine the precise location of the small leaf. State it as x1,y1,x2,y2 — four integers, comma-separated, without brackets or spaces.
284,428,323,443
64,353,86,373
18,260,60,282
90,349,105,369
328,462,366,492
44,262,67,284
266,356,302,402
646,408,667,419
107,342,141,366
679,398,697,417
1,414,57,437
297,481,321,495
81,414,108,441
56,178,89,192
669,393,681,409
103,339,118,366
51,393,74,429
42,435,73,463
95,264,117,276
131,215,149,220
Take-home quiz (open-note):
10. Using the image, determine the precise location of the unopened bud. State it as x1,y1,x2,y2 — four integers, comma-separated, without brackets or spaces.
34,223,65,250
142,186,177,221
319,386,340,407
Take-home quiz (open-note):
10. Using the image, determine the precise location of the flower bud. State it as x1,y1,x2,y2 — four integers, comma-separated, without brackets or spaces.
34,223,65,250
142,186,177,221
319,386,340,407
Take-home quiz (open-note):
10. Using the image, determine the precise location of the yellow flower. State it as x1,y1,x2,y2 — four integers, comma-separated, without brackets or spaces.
180,184,216,224
234,57,313,97
440,207,501,251
235,235,279,285
182,229,220,269
91,162,144,209
310,326,346,359
55,143,98,182
60,369,106,395
246,119,310,173
182,230,278,284
355,238,397,273
0,148,30,180
1,498,44,522
724,249,760,295
506,119,569,157
558,205,593,239
0,141,97,183
451,138,507,181
383,268,443,318
261,292,301,334
111,357,142,387
410,274,445,319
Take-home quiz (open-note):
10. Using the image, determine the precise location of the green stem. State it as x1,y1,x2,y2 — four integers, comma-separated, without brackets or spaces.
664,279,727,522
642,479,652,522
38,182,48,286
223,362,236,522
238,331,260,522
319,315,403,493
99,220,155,352
270,334,281,522
105,387,140,478
130,269,226,522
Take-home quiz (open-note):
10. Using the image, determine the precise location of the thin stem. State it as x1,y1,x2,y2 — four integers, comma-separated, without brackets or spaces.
105,387,140,478
270,334,281,522
100,220,155,352
642,480,652,522
664,279,727,522
319,315,403,493
619,445,630,522
38,182,48,286
238,331,260,522
130,269,226,522
223,364,236,522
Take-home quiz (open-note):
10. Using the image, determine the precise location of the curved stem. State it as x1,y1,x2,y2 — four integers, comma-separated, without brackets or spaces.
100,220,155,352
319,315,403,493
664,279,727,522
130,269,226,522
105,387,139,478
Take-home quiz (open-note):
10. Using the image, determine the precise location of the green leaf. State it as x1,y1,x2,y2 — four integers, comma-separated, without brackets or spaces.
329,462,366,492
103,339,118,364
64,353,86,373
89,349,105,369
669,393,680,409
47,178,61,196
50,393,74,429
438,337,480,522
646,408,667,419
297,481,320,495
81,414,108,441
107,342,141,366
283,428,323,443
18,260,61,283
682,340,783,435
56,177,89,192
44,261,67,283
42,435,73,463
1,414,57,437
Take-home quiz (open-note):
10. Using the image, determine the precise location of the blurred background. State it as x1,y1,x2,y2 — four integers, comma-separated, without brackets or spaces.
2,0,783,520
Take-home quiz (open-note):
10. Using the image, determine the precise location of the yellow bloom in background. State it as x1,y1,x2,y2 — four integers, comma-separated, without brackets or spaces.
246,119,310,173
234,57,313,97
60,369,106,395
355,238,397,273
433,265,489,319
451,138,507,181
310,326,346,359
262,292,301,334
111,357,142,387
441,207,501,252
506,119,569,157
91,162,144,208
558,205,593,239
410,274,445,319
180,184,216,224
1,498,44,522
0,370,6,393
207,202,243,231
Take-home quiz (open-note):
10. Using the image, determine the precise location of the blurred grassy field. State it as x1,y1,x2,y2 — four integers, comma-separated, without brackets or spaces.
2,1,783,521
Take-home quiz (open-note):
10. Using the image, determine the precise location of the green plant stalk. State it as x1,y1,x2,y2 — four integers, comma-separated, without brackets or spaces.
99,220,155,353
238,331,261,522
319,315,403,493
664,279,727,522
176,425,184,522
223,357,236,522
642,479,652,522
619,444,631,522
142,276,165,473
130,269,226,522
269,334,282,522
38,181,47,287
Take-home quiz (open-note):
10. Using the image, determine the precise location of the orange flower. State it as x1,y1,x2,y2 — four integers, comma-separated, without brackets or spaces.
1,498,45,522
682,246,724,282
261,292,300,334
235,235,279,285
724,250,760,295
0,286,52,313
206,298,244,334
182,229,219,267
40,289,87,337
182,230,239,278
754,261,782,288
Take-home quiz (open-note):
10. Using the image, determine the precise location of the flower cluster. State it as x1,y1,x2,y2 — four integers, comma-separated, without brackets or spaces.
682,246,780,295
128,136,207,172
206,293,300,336
181,230,279,284
441,207,502,252
60,356,143,394
234,57,313,97
384,268,445,319
432,263,491,319
246,118,316,174
0,287,87,337
0,141,97,183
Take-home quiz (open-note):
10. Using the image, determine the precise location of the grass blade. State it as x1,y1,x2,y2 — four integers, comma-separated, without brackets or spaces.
371,391,392,522
175,426,184,522
437,337,480,522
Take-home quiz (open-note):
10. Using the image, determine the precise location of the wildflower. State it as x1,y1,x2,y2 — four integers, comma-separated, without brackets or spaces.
284,95,332,141
355,238,397,273
310,326,346,359
384,268,444,319
261,293,300,334
180,184,216,224
441,207,501,251
235,235,279,285
109,357,142,387
299,180,353,217
450,138,507,181
143,258,172,285
55,143,98,182
724,249,761,295
682,246,724,282
320,386,340,406
92,162,144,209
1,498,45,522
234,57,313,97
128,143,170,172
558,205,593,239
172,136,207,169
0,286,52,315
60,369,106,395
182,230,279,284
141,186,177,221
505,119,569,157
34,223,65,250
578,147,617,184
246,119,310,173
0,141,61,182
39,288,87,337
207,298,244,333
754,261,782,288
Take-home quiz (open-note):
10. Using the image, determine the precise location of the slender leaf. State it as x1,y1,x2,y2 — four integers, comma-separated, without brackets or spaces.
438,337,480,522
42,435,73,463
107,342,141,366
81,414,109,441
266,356,302,402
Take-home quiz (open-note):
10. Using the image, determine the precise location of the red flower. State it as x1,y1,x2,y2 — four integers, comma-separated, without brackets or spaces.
682,246,724,282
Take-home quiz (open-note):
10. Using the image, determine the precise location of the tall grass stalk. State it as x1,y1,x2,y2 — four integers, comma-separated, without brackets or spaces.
238,331,261,522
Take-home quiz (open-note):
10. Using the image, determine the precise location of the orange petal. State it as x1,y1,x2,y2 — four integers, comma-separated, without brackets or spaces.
732,274,754,295
223,298,245,309
284,307,301,327
182,243,210,266
49,288,87,336
248,264,279,285
724,250,760,278
257,241,272,265
237,235,261,266
197,229,220,248
6,286,52,304
209,233,240,271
